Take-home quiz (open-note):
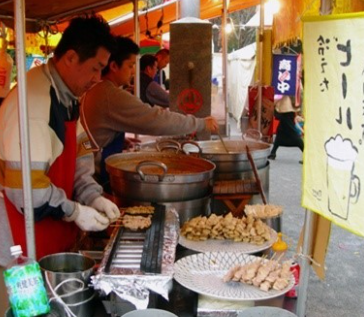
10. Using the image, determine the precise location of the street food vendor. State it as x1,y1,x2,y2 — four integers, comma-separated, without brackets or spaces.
80,36,218,189
139,54,170,108
0,15,120,266
154,48,170,89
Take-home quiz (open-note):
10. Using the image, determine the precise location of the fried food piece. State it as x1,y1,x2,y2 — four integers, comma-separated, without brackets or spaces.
180,213,272,244
124,205,155,215
121,215,152,231
245,204,283,218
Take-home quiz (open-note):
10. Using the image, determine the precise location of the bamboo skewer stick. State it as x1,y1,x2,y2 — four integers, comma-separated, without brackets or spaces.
246,145,267,204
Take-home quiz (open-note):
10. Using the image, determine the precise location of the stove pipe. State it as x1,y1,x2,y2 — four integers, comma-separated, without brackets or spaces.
180,0,200,18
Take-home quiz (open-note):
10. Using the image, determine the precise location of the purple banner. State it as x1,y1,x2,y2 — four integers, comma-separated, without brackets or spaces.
272,54,297,96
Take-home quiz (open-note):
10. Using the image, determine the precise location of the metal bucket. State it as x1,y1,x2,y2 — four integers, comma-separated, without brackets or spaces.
238,306,297,317
38,253,96,317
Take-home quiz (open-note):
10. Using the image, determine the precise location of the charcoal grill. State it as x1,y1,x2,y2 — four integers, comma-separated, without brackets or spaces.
93,206,179,316
104,205,166,274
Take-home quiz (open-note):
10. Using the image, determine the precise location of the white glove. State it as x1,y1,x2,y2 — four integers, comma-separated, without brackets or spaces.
90,196,120,223
66,203,110,231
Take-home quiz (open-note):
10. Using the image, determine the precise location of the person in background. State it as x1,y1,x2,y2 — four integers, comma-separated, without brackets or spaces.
154,48,170,89
0,15,120,267
268,95,304,162
81,36,219,190
139,54,169,107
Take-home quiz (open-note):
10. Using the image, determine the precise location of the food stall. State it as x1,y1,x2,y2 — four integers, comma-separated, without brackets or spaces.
0,1,294,316
5,0,364,316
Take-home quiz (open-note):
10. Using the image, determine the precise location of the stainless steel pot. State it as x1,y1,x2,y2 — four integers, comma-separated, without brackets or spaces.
106,152,215,202
181,140,270,180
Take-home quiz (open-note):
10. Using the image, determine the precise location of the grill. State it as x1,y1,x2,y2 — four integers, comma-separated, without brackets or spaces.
94,205,179,316
104,205,166,274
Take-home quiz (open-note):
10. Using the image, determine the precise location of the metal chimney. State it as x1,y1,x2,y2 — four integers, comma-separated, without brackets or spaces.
170,1,212,140
180,0,200,18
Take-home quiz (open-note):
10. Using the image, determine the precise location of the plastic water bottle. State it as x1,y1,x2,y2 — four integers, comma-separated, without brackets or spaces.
3,245,50,317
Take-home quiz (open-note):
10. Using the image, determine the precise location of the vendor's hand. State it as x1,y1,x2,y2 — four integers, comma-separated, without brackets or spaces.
90,196,120,223
204,116,219,133
73,203,109,231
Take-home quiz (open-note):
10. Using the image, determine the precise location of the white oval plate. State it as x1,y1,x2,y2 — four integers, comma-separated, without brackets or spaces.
173,252,294,301
179,229,277,254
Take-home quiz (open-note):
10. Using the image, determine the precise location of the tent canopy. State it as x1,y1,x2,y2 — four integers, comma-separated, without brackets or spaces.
0,0,132,32
0,0,260,35
111,0,260,39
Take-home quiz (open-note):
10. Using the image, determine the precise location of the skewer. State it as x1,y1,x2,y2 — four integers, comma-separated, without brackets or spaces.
276,252,285,263
217,131,230,153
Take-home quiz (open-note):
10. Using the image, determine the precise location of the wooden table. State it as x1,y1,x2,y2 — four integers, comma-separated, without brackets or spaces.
213,179,260,217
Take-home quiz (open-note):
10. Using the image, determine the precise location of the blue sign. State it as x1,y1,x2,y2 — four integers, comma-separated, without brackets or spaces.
272,54,297,96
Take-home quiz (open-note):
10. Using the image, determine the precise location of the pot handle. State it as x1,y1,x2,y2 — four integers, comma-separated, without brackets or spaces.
180,141,202,156
156,139,181,153
136,160,168,181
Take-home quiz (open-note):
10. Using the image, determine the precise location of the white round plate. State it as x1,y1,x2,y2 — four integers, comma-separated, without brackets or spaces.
179,229,277,254
173,252,295,301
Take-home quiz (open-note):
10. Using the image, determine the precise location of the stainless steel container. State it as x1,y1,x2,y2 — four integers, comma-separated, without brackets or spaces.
181,140,271,180
106,152,215,202
136,139,271,181
39,253,95,295
38,253,96,317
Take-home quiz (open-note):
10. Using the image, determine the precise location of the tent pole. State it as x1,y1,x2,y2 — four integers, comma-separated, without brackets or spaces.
134,0,140,99
222,0,230,136
296,2,332,316
257,1,264,133
296,209,314,317
134,0,140,141
14,0,36,259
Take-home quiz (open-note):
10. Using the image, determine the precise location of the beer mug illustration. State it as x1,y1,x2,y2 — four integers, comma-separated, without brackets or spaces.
325,135,360,220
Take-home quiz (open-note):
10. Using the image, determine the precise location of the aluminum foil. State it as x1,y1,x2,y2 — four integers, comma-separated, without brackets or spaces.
92,208,180,309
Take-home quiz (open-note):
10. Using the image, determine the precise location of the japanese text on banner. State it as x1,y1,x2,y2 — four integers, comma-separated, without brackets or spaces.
302,13,364,237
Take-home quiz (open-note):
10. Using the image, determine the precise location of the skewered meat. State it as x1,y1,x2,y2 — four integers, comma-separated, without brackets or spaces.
222,257,292,292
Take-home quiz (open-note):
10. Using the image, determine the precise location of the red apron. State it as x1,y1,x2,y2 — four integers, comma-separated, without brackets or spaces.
4,120,79,260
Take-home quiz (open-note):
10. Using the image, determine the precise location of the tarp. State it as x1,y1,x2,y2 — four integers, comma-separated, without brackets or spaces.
0,0,132,32
273,0,364,47
98,0,260,39
211,43,256,126
0,0,260,35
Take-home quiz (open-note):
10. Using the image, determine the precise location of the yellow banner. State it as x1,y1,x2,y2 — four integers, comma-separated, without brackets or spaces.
333,0,364,14
302,13,364,237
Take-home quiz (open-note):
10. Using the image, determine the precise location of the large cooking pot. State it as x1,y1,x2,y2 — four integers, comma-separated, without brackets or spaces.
180,140,270,180
106,152,215,202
